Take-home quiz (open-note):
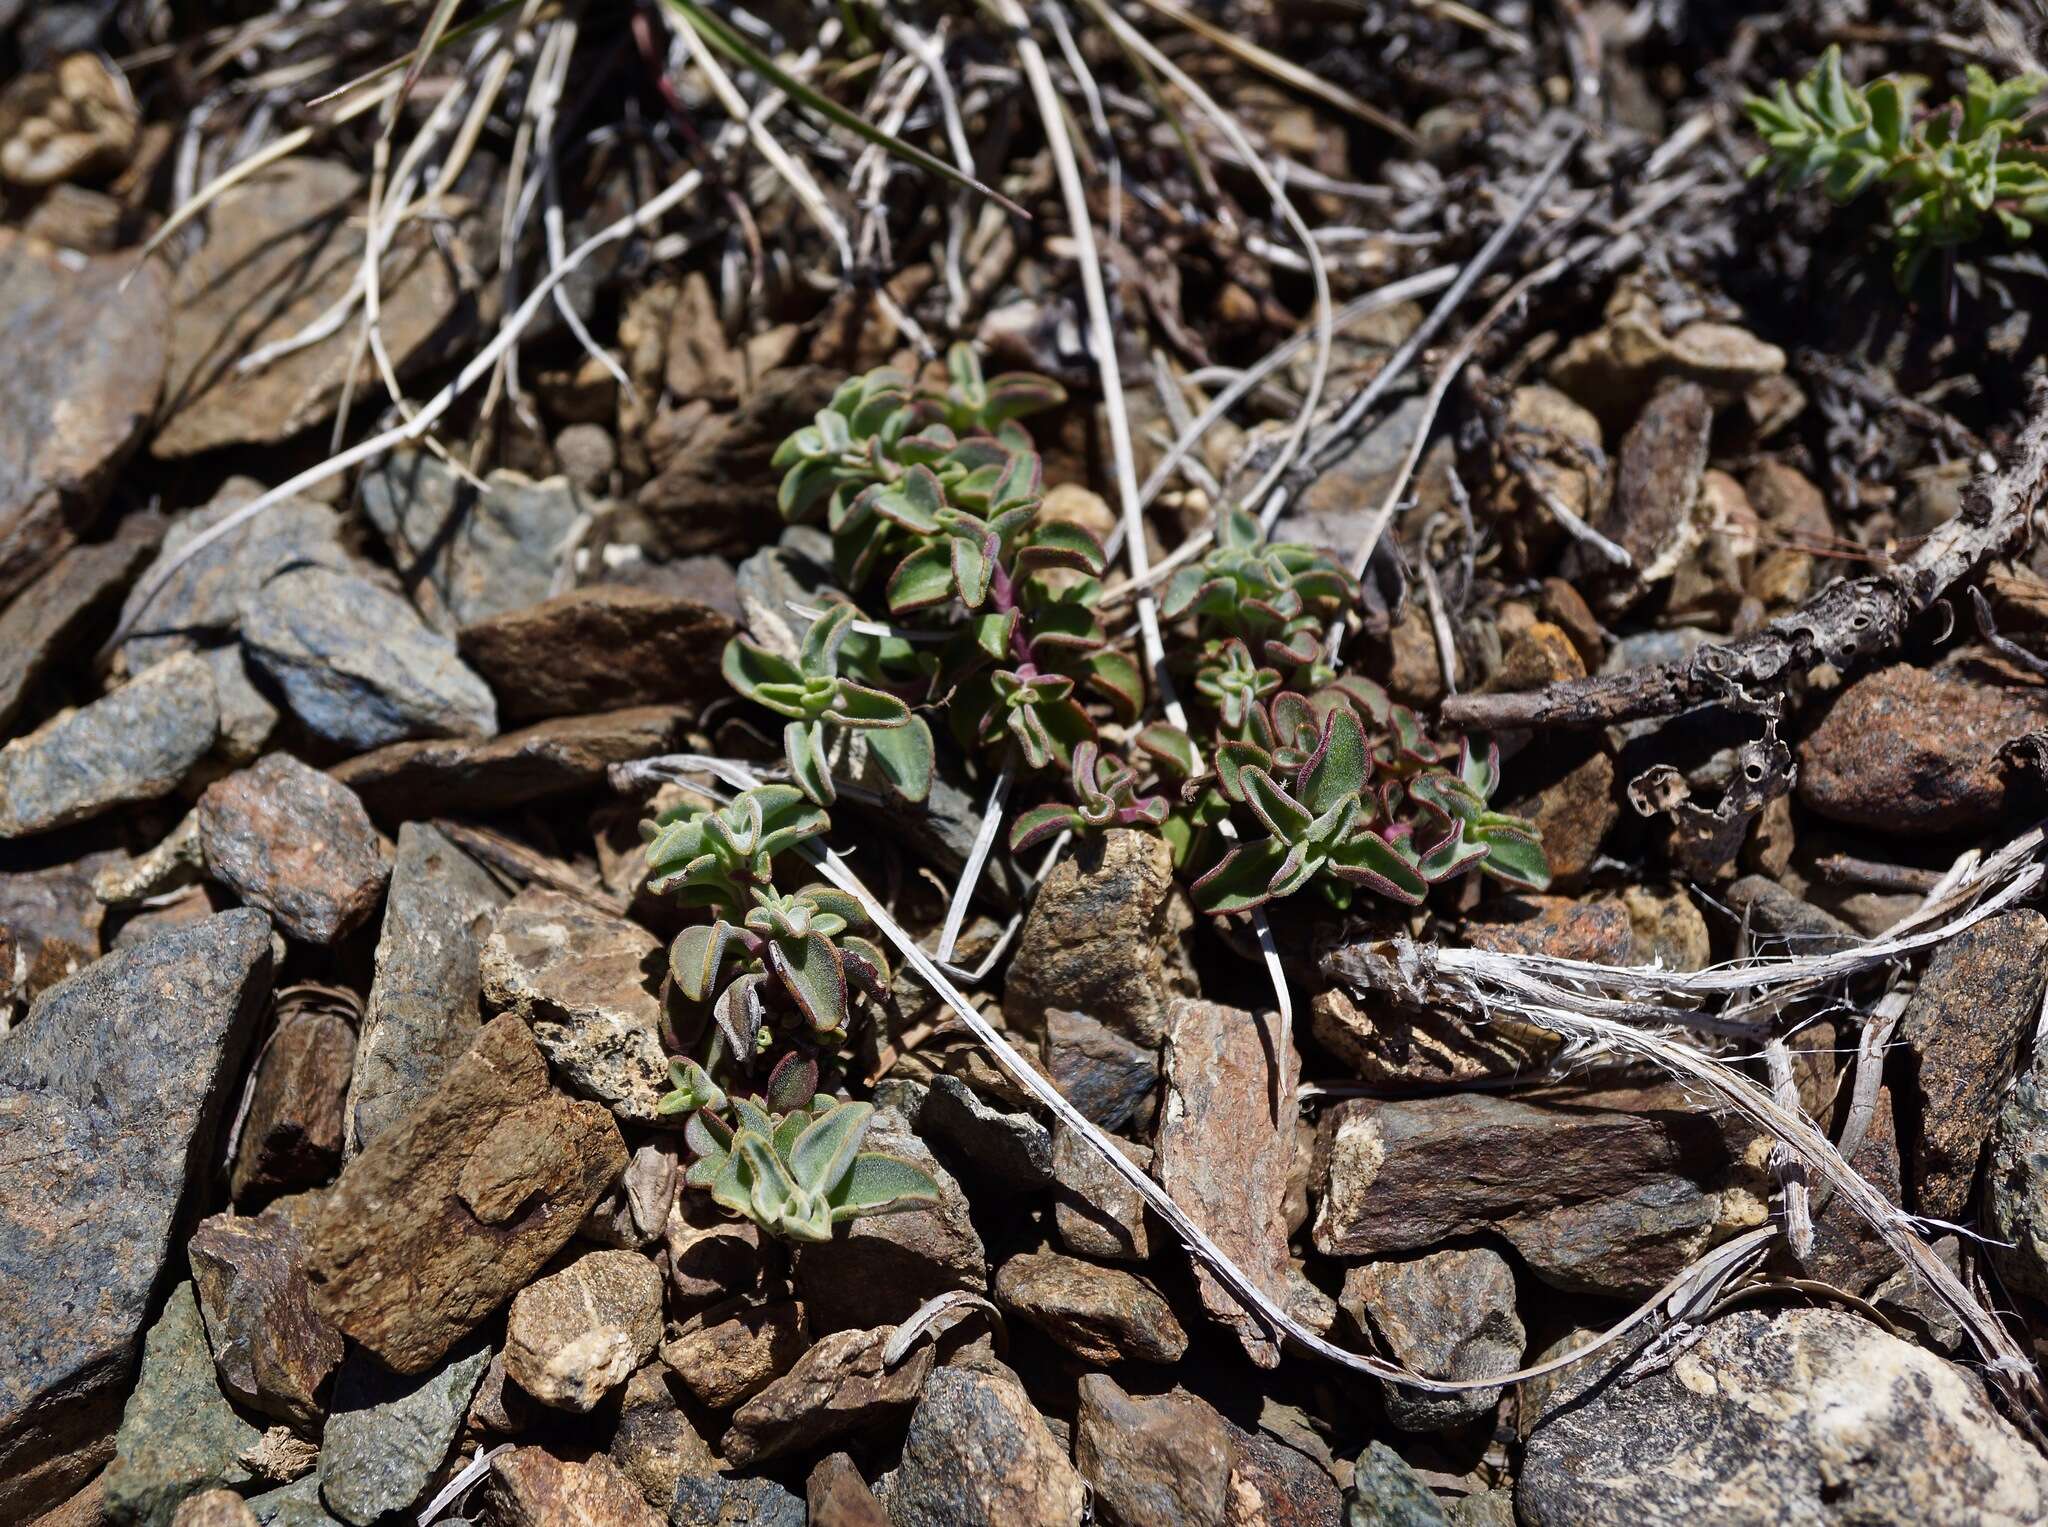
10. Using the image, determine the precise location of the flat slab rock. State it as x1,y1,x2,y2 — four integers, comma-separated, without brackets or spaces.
0,911,273,1520
330,705,692,818
1520,1309,2048,1526
0,511,162,733
721,1324,932,1467
320,1343,491,1525
482,1446,662,1527
0,229,168,609
303,1014,627,1374
457,585,737,723
1155,996,1299,1367
198,753,389,944
0,650,219,838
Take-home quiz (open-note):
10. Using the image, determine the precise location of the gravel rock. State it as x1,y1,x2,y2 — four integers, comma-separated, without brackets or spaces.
231,1001,354,1201
1462,895,1631,963
993,1249,1187,1364
0,229,167,608
358,452,587,633
922,1074,1054,1188
1155,997,1299,1366
1899,911,2048,1220
720,1325,932,1467
457,586,736,723
1340,1247,1524,1431
1042,1007,1157,1131
670,1473,806,1527
886,1366,1087,1527
1723,876,1858,955
1571,381,1711,612
505,1249,664,1412
330,705,692,817
808,1453,888,1527
1806,1084,1903,1296
1345,1442,1446,1526
1051,1125,1154,1262
100,1282,262,1527
0,512,161,732
242,566,498,750
1519,1309,2048,1525
304,1014,628,1374
1072,1374,1237,1526
0,852,114,1020
1307,987,1558,1089
346,822,507,1153
664,1193,771,1316
0,651,218,837
1798,662,2048,835
1004,829,1196,1044
793,1109,985,1332
197,754,388,944
188,1200,344,1427
661,1299,807,1412
1989,1057,2048,1298
152,162,457,458
173,1491,262,1527
0,910,273,1520
483,887,666,1119
607,1363,720,1510
482,1446,662,1527
1500,746,1616,887
319,1343,491,1525
1314,1089,1739,1295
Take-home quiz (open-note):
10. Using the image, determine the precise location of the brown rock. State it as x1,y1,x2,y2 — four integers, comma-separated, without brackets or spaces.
505,1248,663,1412
888,1365,1087,1527
457,586,736,724
483,1446,663,1527
1463,895,1631,964
482,886,662,1033
1616,884,1713,971
1004,829,1196,1045
1042,1007,1158,1132
1307,986,1559,1089
1536,578,1605,670
331,705,692,818
1073,1374,1237,1526
660,1299,807,1412
637,368,842,556
1051,1126,1154,1262
1314,1089,1740,1295
0,229,167,608
170,1488,259,1527
1502,746,1616,886
152,161,458,458
1572,381,1711,611
720,1326,932,1466
606,1363,721,1509
187,1201,344,1428
1491,622,1586,692
230,1003,354,1201
303,1015,628,1374
197,754,388,945
0,854,114,1022
1807,1086,1903,1295
663,1194,771,1315
0,514,162,734
1899,911,2048,1220
808,1452,888,1527
1745,458,1833,545
1341,1246,1524,1431
993,1250,1187,1365
1798,663,2048,835
1155,998,1298,1366
0,54,137,187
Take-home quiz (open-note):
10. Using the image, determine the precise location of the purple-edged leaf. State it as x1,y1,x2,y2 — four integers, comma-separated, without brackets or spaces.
1262,627,1322,669
684,1108,732,1158
799,602,858,678
785,720,834,806
1241,768,1314,841
866,714,934,804
967,610,1018,662
1299,706,1370,815
831,682,912,728
839,933,893,998
1017,519,1108,576
1121,795,1171,828
1460,737,1502,798
887,542,957,613
1190,835,1296,913
778,458,838,520
1213,739,1272,803
1326,833,1431,904
1024,602,1106,655
713,974,766,1063
1477,824,1551,890
951,533,993,608
768,930,849,1036
871,465,945,533
765,1052,820,1113
1137,722,1201,779
983,371,1068,424
828,1152,941,1218
1416,821,1488,882
1009,802,1083,852
670,919,745,1004
1083,649,1144,721
1162,567,1228,620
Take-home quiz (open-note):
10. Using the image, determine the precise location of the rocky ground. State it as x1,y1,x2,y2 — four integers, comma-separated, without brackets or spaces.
9,1,2048,1524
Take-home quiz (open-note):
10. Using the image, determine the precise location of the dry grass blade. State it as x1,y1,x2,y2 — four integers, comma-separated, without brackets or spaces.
310,0,533,107
392,0,470,129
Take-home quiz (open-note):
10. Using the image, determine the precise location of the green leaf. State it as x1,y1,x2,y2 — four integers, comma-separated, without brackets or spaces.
831,682,912,729
1016,520,1108,576
723,638,805,711
1136,722,1201,779
1478,825,1552,890
1009,802,1082,852
785,719,835,806
871,465,947,534
768,929,850,1036
765,1052,820,1112
1326,832,1430,904
1299,706,1370,815
828,1152,941,1218
951,534,993,609
800,603,858,679
788,1101,875,1196
1083,649,1144,722
670,920,744,1004
865,714,935,804
887,542,957,613
1241,768,1314,842
1190,836,1296,913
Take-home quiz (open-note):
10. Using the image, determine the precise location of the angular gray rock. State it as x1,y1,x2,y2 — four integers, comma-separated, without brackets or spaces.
242,566,497,750
1155,997,1299,1366
0,850,115,1021
197,754,388,944
0,229,168,609
101,1282,262,1527
1340,1247,1524,1431
359,452,586,633
1043,1007,1157,1131
0,651,218,837
1072,1374,1238,1527
0,512,162,733
885,1367,1086,1526
922,1074,1054,1189
0,910,273,1520
670,1473,805,1527
720,1325,932,1468
1519,1309,2048,1526
345,823,507,1153
1346,1443,1447,1526
318,1344,491,1526
1988,1055,2048,1299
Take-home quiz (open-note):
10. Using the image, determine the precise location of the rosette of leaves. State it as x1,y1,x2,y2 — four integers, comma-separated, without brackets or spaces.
1009,741,1170,851
1190,706,1549,913
642,785,827,914
668,883,893,1059
675,1054,940,1242
1744,46,2048,286
915,341,1068,441
722,603,934,806
1164,506,1357,671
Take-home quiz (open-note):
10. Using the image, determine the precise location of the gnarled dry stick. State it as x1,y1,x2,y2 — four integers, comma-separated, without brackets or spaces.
1439,381,2048,732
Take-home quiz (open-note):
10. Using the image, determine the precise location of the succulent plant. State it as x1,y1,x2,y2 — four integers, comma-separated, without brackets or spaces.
678,1054,939,1242
668,882,893,1053
1008,741,1170,851
1745,46,2048,286
1164,506,1357,672
723,602,934,806
642,785,828,915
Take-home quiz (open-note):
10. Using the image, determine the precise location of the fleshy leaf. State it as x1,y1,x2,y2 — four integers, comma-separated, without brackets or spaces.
768,929,850,1036
788,1100,874,1196
827,1151,942,1217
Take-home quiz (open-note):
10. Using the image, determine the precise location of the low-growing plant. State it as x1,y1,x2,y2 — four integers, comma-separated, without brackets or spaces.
1745,45,2048,287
